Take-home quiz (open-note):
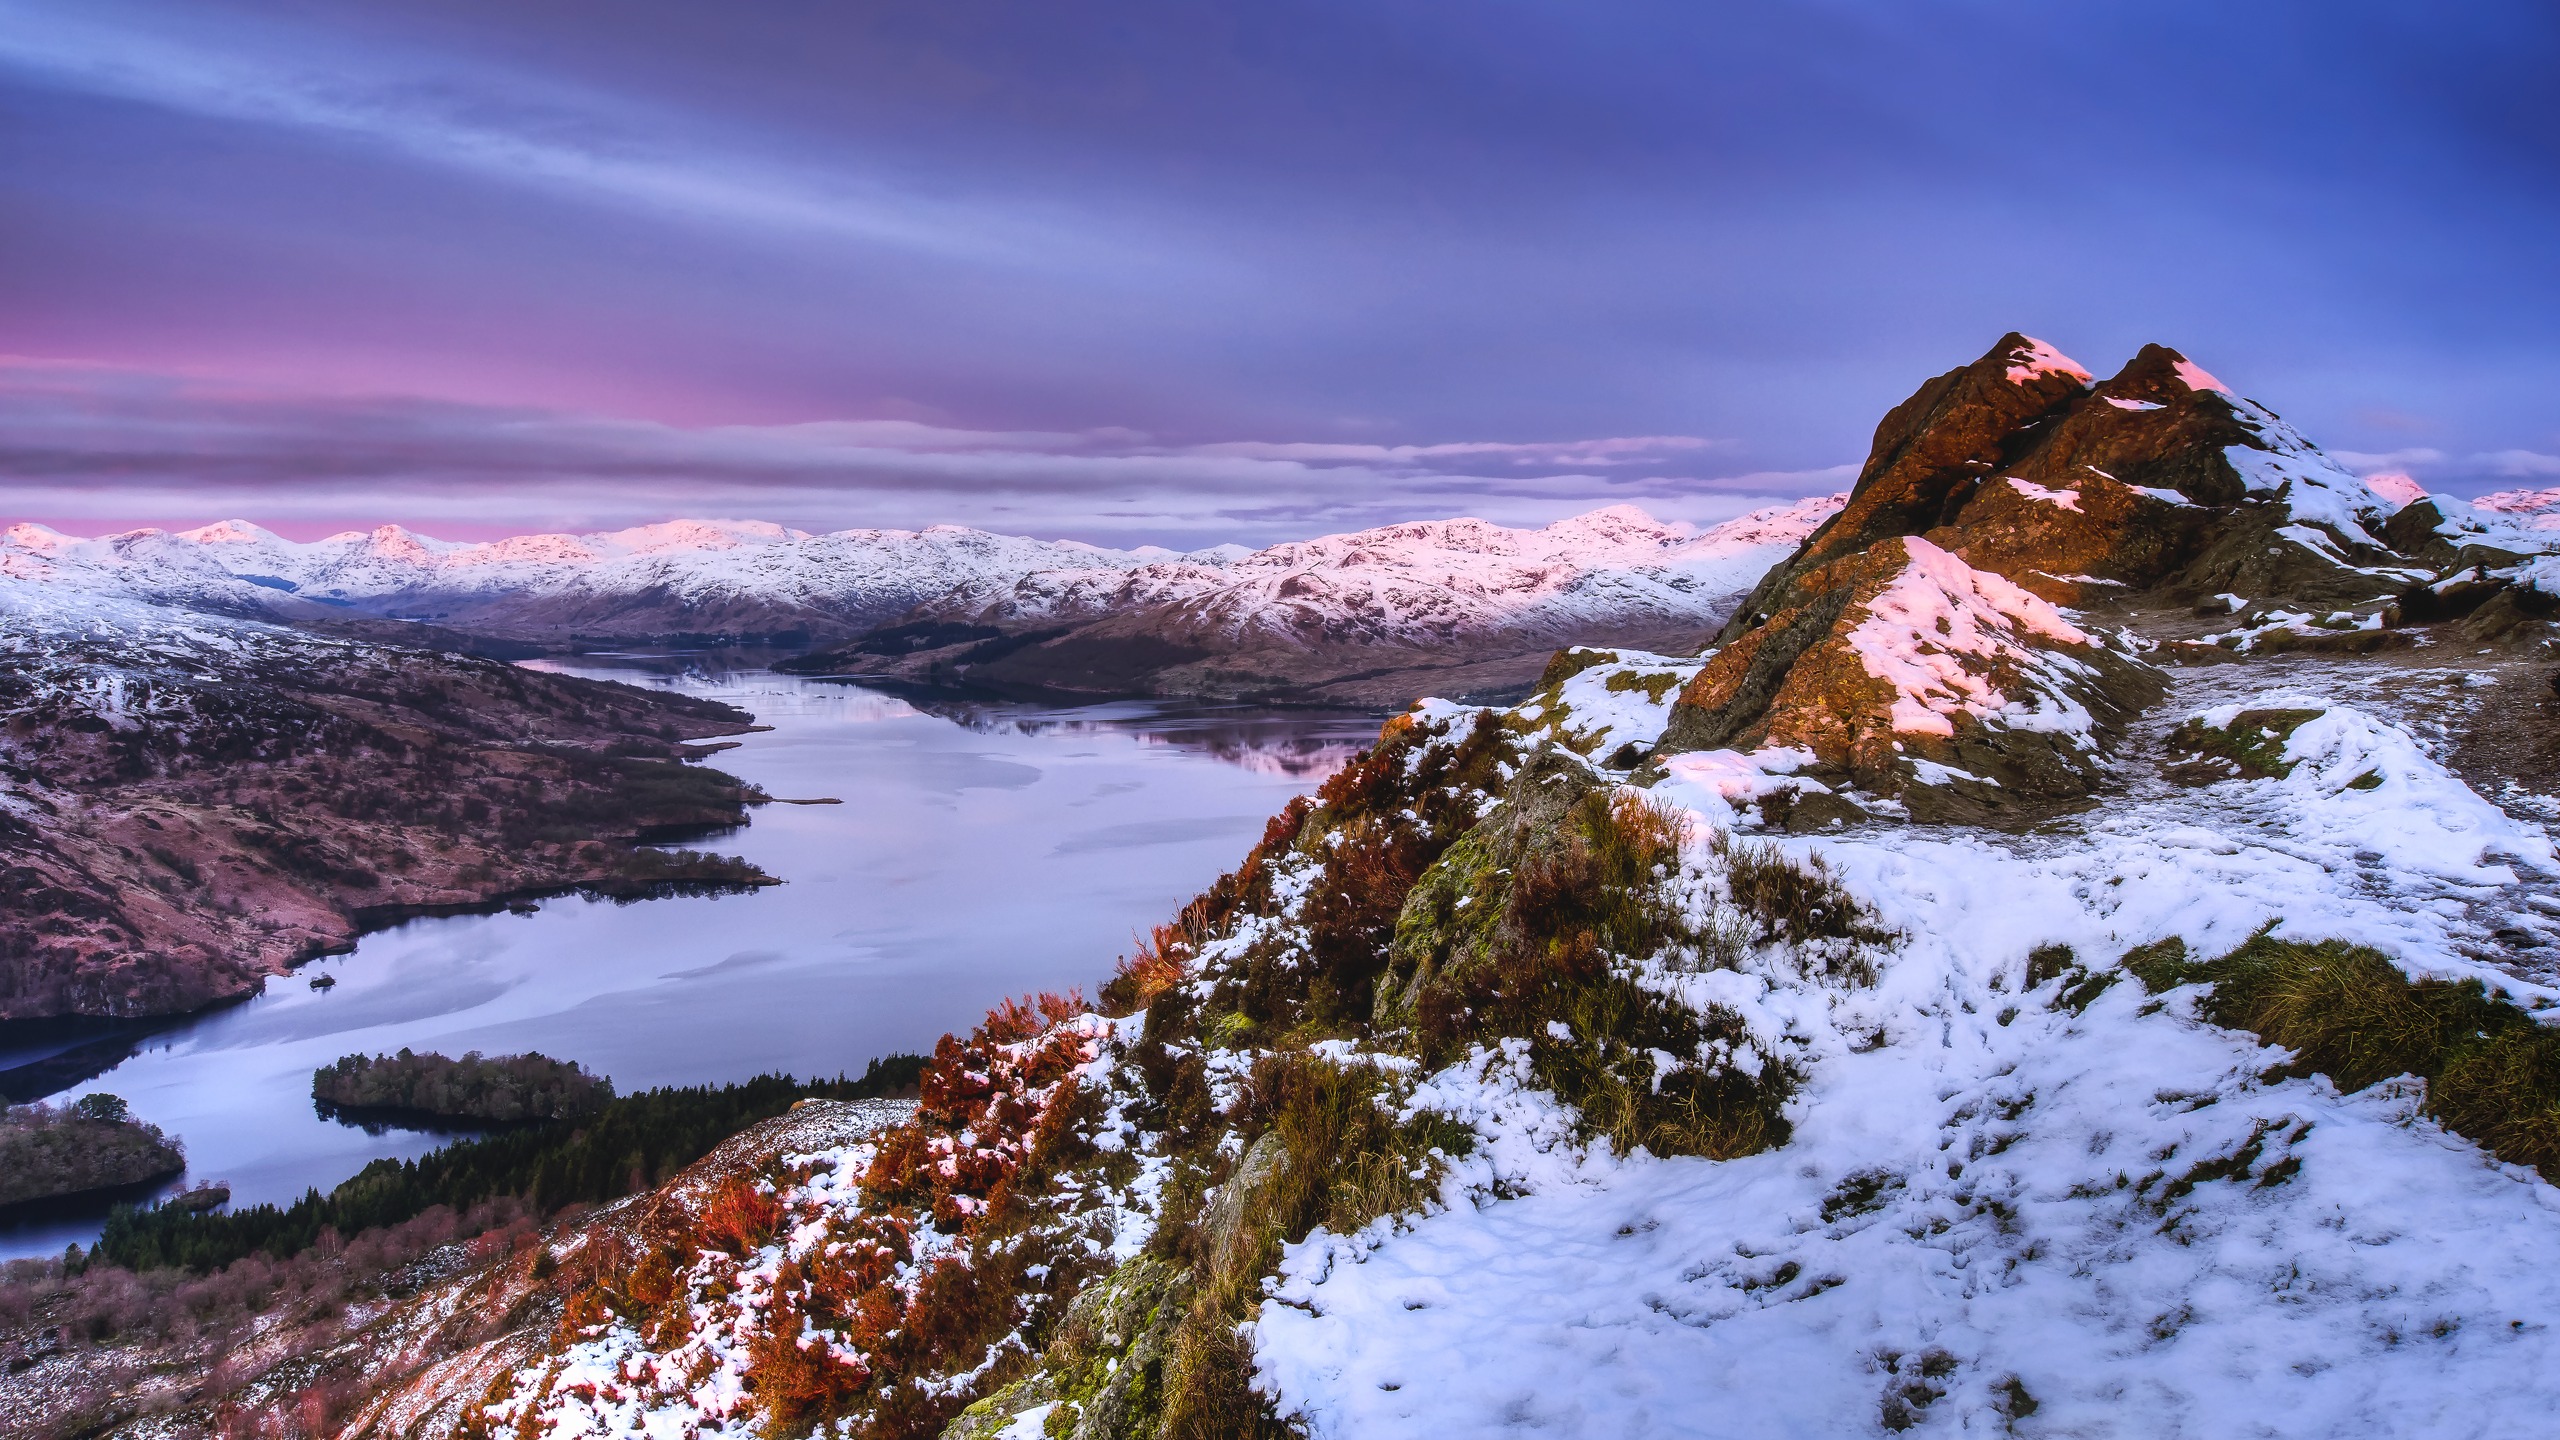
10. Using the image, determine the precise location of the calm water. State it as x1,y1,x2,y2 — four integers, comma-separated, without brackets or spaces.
0,658,1379,1258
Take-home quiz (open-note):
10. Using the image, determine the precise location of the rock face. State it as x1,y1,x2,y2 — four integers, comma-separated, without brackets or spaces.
1720,336,2411,646
1662,334,2439,812
784,499,1844,706
1659,535,2161,815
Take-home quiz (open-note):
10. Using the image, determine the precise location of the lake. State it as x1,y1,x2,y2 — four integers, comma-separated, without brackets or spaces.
0,657,1382,1259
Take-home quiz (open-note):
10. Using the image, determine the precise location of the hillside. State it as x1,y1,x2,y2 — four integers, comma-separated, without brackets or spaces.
781,498,1844,705
11,335,2560,1439
0,575,771,1021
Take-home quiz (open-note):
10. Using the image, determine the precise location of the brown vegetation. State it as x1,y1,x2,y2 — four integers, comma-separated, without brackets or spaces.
0,627,770,1020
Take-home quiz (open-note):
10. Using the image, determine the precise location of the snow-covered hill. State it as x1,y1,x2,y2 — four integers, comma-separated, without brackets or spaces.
923,497,1843,645
0,503,1838,674
787,498,1847,703
0,518,1221,644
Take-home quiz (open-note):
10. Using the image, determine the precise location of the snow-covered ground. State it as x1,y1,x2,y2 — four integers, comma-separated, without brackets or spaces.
1251,660,2560,1439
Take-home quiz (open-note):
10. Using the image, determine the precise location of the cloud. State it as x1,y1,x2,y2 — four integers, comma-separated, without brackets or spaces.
2478,449,2560,478
2327,445,2560,498
0,3,1121,268
2328,447,2448,471
0,360,1814,547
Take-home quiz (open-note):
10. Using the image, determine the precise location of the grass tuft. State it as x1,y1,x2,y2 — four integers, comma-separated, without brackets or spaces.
2131,931,2560,1180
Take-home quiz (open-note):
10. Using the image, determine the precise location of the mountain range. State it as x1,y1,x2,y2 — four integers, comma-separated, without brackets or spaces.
2,498,1847,706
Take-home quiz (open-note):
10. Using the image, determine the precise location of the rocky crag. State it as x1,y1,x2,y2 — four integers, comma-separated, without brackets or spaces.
13,336,2560,1440
0,579,771,1022
1652,332,2494,822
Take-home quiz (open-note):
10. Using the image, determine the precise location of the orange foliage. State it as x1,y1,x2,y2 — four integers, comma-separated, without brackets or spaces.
697,1175,785,1256
748,1263,871,1430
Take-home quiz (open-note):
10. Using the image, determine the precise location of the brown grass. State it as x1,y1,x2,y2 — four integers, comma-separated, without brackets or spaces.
2131,931,2560,1180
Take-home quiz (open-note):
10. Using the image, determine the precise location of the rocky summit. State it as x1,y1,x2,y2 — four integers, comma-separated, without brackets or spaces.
1658,332,2450,820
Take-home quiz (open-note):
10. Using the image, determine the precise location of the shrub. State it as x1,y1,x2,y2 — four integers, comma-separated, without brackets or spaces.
97,1063,921,1273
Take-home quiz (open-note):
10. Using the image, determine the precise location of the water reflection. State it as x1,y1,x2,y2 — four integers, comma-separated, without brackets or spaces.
851,686,1381,779
1,661,1385,1257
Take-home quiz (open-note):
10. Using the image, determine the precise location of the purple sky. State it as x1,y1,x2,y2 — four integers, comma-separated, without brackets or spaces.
4,1,2557,546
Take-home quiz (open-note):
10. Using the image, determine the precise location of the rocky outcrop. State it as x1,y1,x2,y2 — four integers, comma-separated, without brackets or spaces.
1720,337,2413,647
1661,334,2458,812
1658,535,2161,815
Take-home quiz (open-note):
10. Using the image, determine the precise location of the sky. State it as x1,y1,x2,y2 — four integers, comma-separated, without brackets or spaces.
2,0,2556,548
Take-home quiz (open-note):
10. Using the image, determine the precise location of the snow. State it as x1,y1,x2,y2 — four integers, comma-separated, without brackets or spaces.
2390,494,2560,569
0,497,1845,649
2186,694,2551,887
2104,395,2167,412
2003,476,2083,512
2471,487,2560,517
1842,537,2095,740
0,516,1233,628
1519,648,1707,759
1254,676,2560,1440
2002,337,2091,386
929,497,1847,647
1655,748,1826,827
2220,399,2395,549
2365,473,2429,509
2172,357,2232,393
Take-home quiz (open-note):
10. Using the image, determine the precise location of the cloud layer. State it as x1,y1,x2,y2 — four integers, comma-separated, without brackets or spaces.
0,361,1825,546
3,1,2557,538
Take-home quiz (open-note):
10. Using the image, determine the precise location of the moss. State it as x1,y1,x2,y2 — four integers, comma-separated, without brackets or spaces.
1031,1254,1194,1440
1602,669,1682,704
2164,707,2326,780
1377,764,1817,1158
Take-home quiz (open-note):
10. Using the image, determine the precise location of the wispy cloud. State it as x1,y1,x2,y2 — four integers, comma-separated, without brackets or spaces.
0,360,1800,546
0,4,1114,266
2331,445,2560,493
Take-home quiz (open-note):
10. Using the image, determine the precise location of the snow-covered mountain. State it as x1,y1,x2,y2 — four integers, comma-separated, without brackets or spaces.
0,518,1223,645
786,497,1846,703
920,498,1843,644
1,500,1845,701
